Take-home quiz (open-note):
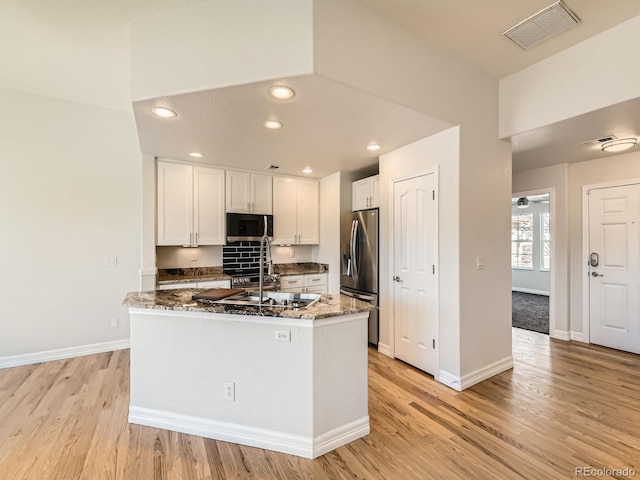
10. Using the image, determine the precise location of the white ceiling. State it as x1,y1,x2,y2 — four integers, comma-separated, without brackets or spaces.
357,0,640,79
134,75,452,178
6,0,640,176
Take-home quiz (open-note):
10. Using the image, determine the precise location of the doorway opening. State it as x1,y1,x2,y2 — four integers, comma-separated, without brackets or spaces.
511,193,551,335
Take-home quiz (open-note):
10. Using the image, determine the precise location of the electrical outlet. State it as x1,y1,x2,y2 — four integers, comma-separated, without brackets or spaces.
224,382,235,401
110,318,119,328
275,330,291,342
104,255,117,266
289,247,295,258
190,251,197,261
476,256,485,270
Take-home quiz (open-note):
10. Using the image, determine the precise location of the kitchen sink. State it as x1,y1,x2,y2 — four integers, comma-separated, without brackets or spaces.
213,291,321,309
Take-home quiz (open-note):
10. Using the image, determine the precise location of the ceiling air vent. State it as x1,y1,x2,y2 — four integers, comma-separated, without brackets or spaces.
580,135,617,147
503,1,581,50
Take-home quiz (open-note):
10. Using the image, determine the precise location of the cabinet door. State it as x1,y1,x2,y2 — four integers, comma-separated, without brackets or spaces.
251,174,273,214
296,180,319,244
370,175,380,208
352,178,371,211
304,286,327,294
197,280,231,289
226,170,251,213
157,282,198,290
272,177,298,245
157,161,193,246
194,166,225,245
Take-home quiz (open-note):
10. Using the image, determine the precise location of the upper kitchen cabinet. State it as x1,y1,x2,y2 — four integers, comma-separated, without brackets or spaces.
352,174,380,210
226,170,272,214
157,160,225,246
272,177,319,245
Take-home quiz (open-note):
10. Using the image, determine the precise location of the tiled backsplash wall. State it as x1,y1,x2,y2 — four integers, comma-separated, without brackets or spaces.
222,241,265,272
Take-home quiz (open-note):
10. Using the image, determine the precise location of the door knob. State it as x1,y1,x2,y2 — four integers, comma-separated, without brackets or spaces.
591,271,604,277
393,276,402,282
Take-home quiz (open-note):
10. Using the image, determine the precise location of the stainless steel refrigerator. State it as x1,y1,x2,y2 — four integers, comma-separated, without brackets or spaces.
340,209,379,345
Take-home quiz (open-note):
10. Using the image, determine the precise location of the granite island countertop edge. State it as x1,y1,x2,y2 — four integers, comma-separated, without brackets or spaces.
123,289,372,321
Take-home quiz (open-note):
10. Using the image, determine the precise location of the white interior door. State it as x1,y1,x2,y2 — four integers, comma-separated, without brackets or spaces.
393,173,437,375
588,183,640,354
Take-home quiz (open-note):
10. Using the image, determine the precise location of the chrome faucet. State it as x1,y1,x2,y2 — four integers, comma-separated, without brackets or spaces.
259,215,273,304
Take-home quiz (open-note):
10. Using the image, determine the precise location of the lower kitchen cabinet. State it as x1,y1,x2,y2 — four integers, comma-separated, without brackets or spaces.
280,273,327,294
157,279,230,291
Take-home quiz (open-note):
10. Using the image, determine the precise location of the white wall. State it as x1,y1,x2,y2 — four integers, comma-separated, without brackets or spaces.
513,164,569,337
0,88,141,359
567,151,640,336
130,0,314,100
511,202,550,295
318,172,341,293
314,0,512,383
380,129,461,377
499,15,640,138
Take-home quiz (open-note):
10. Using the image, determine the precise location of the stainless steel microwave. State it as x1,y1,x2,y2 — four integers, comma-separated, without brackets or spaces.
226,213,273,242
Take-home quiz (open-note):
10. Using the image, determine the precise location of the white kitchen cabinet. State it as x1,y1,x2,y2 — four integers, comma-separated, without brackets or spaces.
157,279,230,290
352,174,379,210
226,170,272,214
272,177,319,245
279,273,327,294
157,161,225,246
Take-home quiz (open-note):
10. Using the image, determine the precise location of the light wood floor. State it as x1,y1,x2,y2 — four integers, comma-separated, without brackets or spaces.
1,329,639,479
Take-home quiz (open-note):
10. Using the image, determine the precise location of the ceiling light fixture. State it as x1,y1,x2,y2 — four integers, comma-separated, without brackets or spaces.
302,167,313,174
517,197,529,209
263,120,283,130
366,143,382,151
189,152,204,158
150,106,177,118
268,85,295,100
601,138,637,153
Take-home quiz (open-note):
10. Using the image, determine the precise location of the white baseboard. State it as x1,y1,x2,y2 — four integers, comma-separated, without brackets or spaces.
438,356,514,391
512,288,549,296
570,331,587,343
551,330,571,341
0,339,130,369
128,405,369,459
377,342,392,357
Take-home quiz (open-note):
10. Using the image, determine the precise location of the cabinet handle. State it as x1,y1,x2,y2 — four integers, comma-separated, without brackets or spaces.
195,232,198,245
190,232,193,244
311,278,320,282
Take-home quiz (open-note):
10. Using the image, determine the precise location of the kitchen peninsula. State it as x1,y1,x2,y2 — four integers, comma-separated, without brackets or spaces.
123,289,374,459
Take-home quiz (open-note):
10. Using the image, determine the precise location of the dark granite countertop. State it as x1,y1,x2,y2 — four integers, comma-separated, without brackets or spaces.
157,263,329,285
157,266,230,285
274,263,329,276
123,288,372,320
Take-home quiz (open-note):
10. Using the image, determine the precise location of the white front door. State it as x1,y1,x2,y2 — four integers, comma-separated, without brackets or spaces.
588,183,640,354
393,173,438,375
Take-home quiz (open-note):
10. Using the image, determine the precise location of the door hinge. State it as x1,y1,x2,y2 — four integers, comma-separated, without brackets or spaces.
432,339,436,349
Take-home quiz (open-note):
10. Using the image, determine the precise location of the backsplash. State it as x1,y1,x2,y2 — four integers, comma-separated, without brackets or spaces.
222,242,265,273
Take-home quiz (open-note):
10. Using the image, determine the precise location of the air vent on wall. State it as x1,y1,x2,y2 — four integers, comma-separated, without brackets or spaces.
503,1,581,50
580,135,617,146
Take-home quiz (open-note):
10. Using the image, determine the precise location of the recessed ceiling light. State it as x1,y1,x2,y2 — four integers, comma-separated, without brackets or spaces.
268,85,295,100
189,152,204,158
302,167,313,174
150,106,177,118
601,138,637,153
263,120,283,130
366,143,382,151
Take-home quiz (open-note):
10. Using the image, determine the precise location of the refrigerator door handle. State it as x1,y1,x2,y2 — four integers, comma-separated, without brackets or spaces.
350,219,359,280
340,288,377,302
